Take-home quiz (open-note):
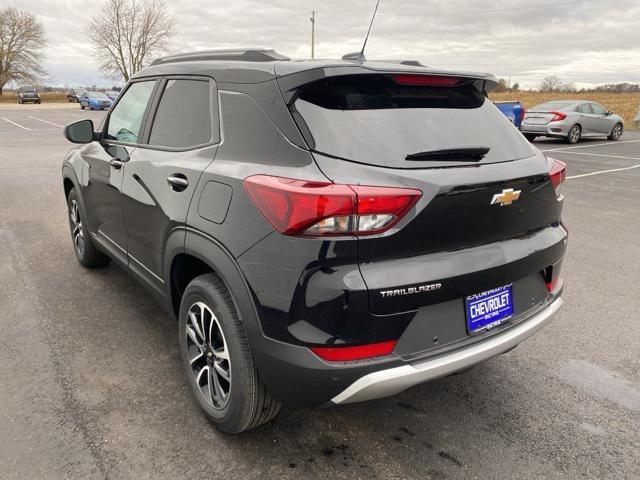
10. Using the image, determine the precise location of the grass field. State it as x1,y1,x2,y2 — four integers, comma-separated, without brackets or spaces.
491,91,640,130
0,92,68,103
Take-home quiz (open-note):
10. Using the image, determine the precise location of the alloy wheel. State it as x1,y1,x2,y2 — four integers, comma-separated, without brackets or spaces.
612,124,622,140
569,126,580,143
186,301,232,409
69,199,85,256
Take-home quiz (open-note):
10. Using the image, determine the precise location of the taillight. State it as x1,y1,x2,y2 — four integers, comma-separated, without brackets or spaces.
517,106,526,125
243,175,422,237
310,340,397,362
391,74,460,87
550,111,567,122
547,157,566,196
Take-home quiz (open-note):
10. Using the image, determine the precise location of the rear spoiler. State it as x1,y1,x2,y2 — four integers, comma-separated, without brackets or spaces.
277,65,499,104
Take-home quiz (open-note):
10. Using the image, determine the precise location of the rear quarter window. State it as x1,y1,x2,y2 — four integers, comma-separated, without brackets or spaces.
148,79,217,149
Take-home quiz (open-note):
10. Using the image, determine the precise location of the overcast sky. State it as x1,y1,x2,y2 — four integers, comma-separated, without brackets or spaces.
6,0,640,89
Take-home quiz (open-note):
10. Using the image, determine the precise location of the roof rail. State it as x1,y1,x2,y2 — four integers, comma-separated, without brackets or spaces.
151,49,290,66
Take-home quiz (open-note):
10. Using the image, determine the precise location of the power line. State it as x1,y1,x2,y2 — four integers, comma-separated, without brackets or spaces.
318,0,594,18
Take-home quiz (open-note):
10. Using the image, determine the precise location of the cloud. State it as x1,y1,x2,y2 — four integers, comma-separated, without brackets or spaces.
5,0,640,88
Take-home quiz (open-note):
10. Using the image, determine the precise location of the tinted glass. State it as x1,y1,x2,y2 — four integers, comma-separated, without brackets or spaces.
590,103,607,114
106,81,155,143
292,74,533,168
149,79,212,148
575,104,591,114
532,101,574,111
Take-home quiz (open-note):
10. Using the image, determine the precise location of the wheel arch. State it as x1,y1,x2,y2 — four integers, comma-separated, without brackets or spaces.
168,228,265,343
62,164,81,200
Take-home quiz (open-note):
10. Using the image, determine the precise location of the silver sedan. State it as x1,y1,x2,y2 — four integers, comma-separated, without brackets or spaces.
520,100,624,144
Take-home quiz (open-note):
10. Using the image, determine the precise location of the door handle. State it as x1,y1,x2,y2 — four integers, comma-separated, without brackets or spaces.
110,158,125,169
167,174,188,192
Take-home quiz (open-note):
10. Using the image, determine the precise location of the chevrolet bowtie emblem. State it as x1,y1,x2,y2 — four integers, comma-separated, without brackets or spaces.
491,188,521,206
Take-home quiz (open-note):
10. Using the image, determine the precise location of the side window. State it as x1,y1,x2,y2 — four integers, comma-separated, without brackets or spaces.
575,104,591,114
148,79,214,149
106,81,156,143
590,103,607,115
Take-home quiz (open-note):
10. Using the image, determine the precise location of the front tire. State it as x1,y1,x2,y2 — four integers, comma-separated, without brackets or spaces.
566,124,581,144
179,273,281,433
608,123,623,141
67,188,110,268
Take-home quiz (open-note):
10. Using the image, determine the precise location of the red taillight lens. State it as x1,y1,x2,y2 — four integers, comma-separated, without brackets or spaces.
546,278,559,292
549,111,567,122
392,74,460,87
243,175,422,237
310,340,397,362
547,157,566,195
518,107,526,125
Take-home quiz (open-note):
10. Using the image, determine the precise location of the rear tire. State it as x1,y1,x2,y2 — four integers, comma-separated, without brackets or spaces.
179,273,281,433
608,123,623,141
566,124,581,144
523,134,537,142
81,104,85,109
67,188,110,268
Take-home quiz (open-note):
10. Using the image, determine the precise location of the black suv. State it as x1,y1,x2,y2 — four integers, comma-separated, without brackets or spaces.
62,49,567,433
17,86,41,104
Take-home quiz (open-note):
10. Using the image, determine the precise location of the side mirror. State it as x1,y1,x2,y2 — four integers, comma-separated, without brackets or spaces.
605,111,613,116
64,119,96,144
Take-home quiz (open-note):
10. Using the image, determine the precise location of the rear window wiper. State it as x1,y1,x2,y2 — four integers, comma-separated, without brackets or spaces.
405,147,490,162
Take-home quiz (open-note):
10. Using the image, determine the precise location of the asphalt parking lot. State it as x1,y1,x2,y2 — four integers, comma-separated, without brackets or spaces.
1,104,639,479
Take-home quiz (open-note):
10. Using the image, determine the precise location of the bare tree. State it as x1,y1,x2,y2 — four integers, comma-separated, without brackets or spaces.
0,7,47,96
539,75,562,93
86,0,175,82
558,82,577,93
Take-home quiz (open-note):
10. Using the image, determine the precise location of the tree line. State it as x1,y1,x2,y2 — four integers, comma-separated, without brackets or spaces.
494,75,640,93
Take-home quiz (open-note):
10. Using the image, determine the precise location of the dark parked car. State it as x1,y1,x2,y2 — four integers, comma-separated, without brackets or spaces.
61,49,567,433
17,86,41,104
67,89,82,102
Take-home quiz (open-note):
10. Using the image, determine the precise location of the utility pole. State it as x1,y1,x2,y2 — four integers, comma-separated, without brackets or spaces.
310,11,315,59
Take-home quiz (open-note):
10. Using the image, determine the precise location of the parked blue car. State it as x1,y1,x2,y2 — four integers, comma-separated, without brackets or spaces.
80,91,113,110
495,101,525,128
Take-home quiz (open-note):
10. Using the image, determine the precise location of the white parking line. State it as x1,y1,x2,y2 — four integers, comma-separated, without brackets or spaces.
28,116,63,128
568,163,640,179
539,139,640,152
1,117,30,130
552,151,640,161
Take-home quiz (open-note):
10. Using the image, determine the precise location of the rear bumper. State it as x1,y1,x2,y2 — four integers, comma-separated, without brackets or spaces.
521,123,570,137
252,292,563,408
331,296,562,404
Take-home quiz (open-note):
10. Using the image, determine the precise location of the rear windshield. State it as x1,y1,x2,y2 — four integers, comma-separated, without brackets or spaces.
289,75,534,168
531,101,574,111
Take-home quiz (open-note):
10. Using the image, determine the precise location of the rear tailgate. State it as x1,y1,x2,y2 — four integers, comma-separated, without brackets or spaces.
312,151,566,315
281,70,566,315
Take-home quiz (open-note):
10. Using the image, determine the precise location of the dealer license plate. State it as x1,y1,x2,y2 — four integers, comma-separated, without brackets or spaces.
465,285,514,334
